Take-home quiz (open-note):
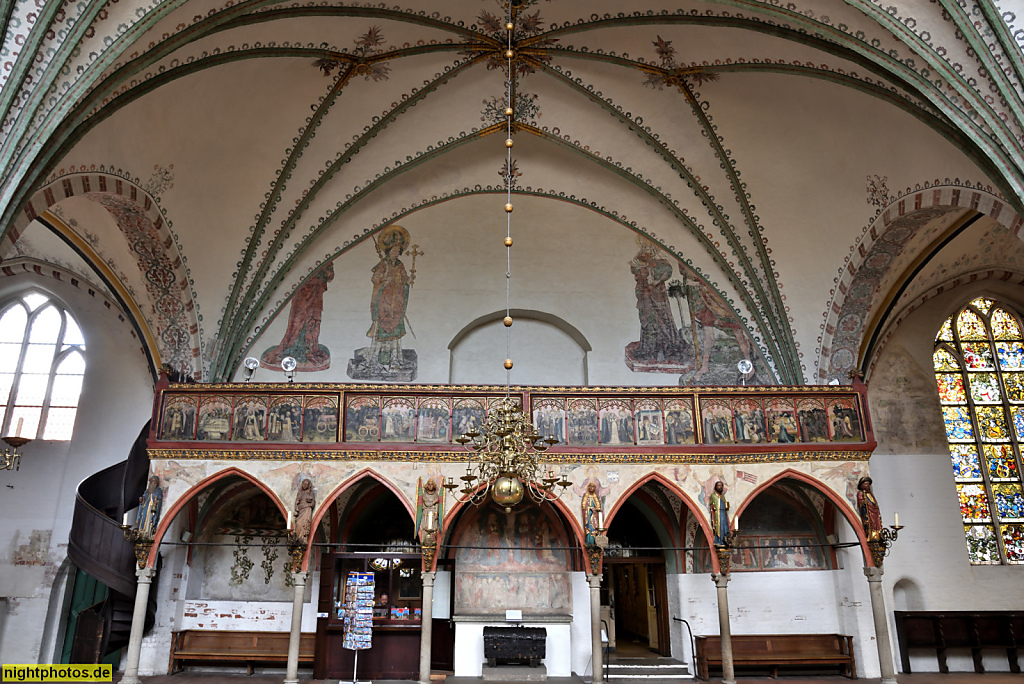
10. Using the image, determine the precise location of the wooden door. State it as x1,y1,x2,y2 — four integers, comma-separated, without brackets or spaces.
653,563,671,656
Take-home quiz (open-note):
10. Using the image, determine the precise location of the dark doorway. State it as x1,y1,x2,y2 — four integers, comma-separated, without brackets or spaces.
314,480,426,681
603,499,670,657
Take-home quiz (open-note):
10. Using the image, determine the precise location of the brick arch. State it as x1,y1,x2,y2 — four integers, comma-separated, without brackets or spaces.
441,484,589,572
7,171,201,376
819,183,1022,384
306,468,414,571
148,467,288,568
605,471,719,572
735,468,874,567
866,269,1024,379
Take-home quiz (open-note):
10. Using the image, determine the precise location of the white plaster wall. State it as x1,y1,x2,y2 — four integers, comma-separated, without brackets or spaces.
0,273,154,665
865,284,1024,673
569,571,592,676
453,620,572,677
137,523,320,675
672,568,881,678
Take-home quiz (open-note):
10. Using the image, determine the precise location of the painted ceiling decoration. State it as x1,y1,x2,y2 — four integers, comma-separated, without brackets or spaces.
0,0,1019,385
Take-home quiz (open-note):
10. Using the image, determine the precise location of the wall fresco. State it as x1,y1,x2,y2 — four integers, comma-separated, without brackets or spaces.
625,237,767,385
348,225,421,382
261,263,334,372
452,501,571,615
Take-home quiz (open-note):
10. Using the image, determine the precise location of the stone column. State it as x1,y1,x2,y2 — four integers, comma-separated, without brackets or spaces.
713,573,735,684
120,566,156,684
284,571,308,684
418,571,436,684
864,566,898,684
588,573,603,683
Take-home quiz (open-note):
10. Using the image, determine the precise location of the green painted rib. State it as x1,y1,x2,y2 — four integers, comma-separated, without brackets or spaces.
231,187,779,385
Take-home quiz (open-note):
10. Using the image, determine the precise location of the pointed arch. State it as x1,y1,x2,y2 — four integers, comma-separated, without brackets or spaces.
148,467,288,568
820,184,1023,383
441,485,589,572
605,471,719,572
305,468,414,571
735,468,873,567
11,172,201,376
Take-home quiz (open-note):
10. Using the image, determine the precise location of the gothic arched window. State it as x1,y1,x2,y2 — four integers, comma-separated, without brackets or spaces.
934,297,1024,564
0,292,86,441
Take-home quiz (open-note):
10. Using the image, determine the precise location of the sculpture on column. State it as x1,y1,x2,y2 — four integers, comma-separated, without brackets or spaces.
416,478,443,569
856,476,882,542
293,479,316,543
709,481,730,546
288,479,315,573
136,475,163,538
582,482,608,572
856,475,903,566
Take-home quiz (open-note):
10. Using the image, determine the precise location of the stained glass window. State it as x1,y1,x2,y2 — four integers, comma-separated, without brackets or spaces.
934,297,1024,564
0,292,85,441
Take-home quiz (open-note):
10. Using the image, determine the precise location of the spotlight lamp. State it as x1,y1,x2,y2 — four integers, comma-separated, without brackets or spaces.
281,356,297,382
243,356,260,382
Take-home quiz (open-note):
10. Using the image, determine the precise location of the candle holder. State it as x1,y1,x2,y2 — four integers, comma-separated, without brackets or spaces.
714,528,740,574
585,528,609,574
868,523,904,567
1,435,31,471
120,524,155,568
286,531,307,573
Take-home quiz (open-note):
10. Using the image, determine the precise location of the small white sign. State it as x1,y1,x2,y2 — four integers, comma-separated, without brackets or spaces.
505,609,523,622
317,612,329,619
607,471,619,484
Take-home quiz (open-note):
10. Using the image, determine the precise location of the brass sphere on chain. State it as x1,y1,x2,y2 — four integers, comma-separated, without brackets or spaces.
505,138,514,148
503,316,513,327
504,236,513,247
505,106,514,117
504,358,514,370
506,22,514,31
505,49,514,59
505,203,514,213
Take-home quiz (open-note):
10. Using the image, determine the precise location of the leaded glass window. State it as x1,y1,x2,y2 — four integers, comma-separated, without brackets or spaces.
934,297,1024,564
0,292,86,441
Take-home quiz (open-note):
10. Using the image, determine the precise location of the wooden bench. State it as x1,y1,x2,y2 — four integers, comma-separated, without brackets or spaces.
170,630,315,675
894,611,1024,674
695,633,856,680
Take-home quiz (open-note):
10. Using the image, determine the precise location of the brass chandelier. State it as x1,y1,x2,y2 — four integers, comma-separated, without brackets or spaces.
442,7,570,512
449,397,570,511
1,435,30,471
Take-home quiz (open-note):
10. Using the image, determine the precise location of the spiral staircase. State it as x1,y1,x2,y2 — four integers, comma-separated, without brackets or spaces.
66,421,158,662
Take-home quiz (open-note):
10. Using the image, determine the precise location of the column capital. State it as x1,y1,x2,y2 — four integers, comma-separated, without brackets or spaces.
863,566,884,582
712,573,730,588
136,566,156,582
292,571,309,586
422,571,436,587
587,573,602,589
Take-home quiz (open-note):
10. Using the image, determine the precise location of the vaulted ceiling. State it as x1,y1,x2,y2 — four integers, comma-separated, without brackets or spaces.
0,0,1021,384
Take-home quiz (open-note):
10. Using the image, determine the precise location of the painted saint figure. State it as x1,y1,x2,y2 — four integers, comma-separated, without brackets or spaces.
136,475,163,538
262,262,334,371
368,225,412,366
582,481,603,546
294,478,316,543
709,480,730,546
857,476,882,542
348,224,420,381
628,237,685,364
